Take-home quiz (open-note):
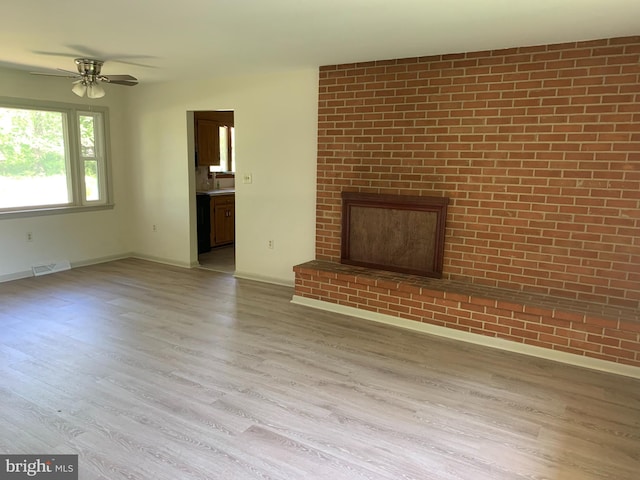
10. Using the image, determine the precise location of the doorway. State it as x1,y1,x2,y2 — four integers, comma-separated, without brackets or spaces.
193,110,236,274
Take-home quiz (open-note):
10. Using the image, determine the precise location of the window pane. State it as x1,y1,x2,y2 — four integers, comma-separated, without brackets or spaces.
0,107,70,209
84,160,99,201
79,114,95,157
230,127,235,173
219,126,228,171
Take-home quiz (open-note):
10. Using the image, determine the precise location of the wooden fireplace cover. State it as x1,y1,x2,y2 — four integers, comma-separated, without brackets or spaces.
341,192,449,278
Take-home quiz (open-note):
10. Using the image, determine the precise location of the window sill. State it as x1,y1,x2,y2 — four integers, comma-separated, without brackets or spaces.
0,203,115,220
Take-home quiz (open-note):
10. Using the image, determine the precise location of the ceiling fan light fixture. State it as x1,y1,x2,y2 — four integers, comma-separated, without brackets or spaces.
32,57,137,99
71,81,87,97
87,82,105,99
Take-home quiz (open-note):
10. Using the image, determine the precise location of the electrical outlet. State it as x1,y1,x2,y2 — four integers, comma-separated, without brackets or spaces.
242,173,253,184
152,224,158,232
26,232,33,242
268,240,274,249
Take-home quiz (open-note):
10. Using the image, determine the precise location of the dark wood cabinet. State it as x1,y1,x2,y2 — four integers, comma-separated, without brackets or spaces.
210,194,235,247
195,119,220,167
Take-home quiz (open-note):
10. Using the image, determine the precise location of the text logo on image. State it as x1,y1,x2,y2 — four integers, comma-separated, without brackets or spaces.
1,455,78,480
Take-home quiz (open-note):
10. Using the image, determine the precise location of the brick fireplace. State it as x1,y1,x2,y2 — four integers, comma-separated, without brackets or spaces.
293,35,640,371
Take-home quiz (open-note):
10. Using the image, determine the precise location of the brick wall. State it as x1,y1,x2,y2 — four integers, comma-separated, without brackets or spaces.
316,36,640,309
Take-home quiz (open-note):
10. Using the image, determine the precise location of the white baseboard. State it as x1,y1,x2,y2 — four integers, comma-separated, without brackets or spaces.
234,270,294,288
2,253,207,284
129,252,195,269
71,253,132,269
0,253,132,284
0,269,33,283
291,295,640,380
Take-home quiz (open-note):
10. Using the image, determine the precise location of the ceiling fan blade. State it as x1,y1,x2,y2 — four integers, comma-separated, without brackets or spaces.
62,45,158,68
58,68,83,76
30,70,80,79
108,80,139,87
33,45,159,69
101,75,138,86
102,74,137,82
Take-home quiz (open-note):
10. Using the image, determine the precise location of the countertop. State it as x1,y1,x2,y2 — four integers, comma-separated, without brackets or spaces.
196,188,235,196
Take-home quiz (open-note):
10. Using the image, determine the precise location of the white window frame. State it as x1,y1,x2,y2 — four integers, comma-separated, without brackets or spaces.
0,97,113,219
77,110,108,205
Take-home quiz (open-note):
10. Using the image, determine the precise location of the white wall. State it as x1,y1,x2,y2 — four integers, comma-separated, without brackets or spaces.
0,67,318,285
125,68,319,285
0,68,131,280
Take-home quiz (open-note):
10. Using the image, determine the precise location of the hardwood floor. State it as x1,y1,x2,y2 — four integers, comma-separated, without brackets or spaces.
198,245,235,274
1,258,639,480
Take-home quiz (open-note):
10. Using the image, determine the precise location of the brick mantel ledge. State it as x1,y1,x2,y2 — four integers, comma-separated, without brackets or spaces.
293,260,640,368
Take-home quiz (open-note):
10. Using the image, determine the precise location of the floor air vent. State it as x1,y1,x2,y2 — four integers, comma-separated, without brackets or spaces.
32,261,71,277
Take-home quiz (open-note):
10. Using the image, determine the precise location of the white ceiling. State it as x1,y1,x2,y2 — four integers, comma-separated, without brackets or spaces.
2,0,639,84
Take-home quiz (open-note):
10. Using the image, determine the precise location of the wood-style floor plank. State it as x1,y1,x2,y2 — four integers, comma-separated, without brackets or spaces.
1,258,639,480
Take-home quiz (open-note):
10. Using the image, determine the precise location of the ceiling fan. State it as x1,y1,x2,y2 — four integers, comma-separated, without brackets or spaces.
31,58,138,98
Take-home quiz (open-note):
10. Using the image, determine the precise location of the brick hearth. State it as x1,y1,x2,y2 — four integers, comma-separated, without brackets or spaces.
294,261,640,367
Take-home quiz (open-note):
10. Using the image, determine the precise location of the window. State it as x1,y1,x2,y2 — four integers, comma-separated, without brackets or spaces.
209,125,235,173
0,98,110,216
